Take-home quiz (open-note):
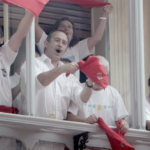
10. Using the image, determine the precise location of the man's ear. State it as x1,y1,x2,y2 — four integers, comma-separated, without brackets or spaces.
0,36,4,44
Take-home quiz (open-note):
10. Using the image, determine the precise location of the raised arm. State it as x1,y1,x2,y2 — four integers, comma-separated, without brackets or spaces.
88,4,113,51
9,11,34,52
37,62,79,86
35,17,44,43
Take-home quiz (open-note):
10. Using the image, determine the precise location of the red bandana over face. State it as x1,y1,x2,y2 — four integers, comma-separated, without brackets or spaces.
0,105,19,114
1,0,49,17
50,0,110,9
97,117,134,150
66,56,109,89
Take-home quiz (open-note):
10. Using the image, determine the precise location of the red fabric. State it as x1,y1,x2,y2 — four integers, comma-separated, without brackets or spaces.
1,0,49,17
0,105,19,114
50,0,110,8
66,56,109,89
97,117,134,150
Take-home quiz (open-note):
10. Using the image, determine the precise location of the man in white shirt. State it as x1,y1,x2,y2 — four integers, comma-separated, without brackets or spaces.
146,77,150,130
21,30,93,119
0,11,34,109
0,8,34,150
67,56,129,134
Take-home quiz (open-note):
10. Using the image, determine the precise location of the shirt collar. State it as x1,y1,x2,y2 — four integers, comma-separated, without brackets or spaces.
40,54,63,66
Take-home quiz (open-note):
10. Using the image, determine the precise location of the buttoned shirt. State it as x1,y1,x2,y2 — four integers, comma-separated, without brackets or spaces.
0,41,17,106
37,32,95,80
21,54,85,119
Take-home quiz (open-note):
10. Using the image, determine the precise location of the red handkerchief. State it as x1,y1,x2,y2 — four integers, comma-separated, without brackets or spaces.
0,105,19,114
66,56,109,89
1,0,49,17
97,117,134,150
50,0,110,8
79,56,108,89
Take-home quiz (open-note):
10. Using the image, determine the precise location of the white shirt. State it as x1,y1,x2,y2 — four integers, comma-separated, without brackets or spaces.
68,85,129,126
33,142,65,150
10,72,22,113
21,54,85,119
36,32,95,79
0,41,17,107
145,95,150,120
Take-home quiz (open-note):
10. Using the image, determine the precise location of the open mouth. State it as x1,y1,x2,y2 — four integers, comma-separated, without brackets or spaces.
56,49,62,53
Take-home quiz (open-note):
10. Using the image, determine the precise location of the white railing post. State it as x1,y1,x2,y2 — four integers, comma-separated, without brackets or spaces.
128,0,146,129
26,17,36,117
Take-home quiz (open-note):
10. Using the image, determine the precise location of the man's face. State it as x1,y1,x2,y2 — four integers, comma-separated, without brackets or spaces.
45,31,68,62
58,20,73,42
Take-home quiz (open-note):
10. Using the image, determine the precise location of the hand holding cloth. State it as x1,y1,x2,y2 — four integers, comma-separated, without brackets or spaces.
66,56,109,89
97,117,134,150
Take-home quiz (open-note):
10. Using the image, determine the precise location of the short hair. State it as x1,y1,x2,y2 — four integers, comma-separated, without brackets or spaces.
148,77,150,86
95,55,109,74
52,17,79,47
0,25,4,37
46,30,70,46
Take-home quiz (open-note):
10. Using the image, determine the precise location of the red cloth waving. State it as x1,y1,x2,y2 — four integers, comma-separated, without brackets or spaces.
0,105,19,114
50,0,110,9
1,0,49,17
97,117,134,150
66,56,108,89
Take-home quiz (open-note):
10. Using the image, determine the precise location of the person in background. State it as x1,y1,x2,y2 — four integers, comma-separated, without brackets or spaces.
0,3,35,149
35,4,113,80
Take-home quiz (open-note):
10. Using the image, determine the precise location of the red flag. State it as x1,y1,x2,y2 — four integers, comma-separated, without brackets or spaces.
1,0,49,17
0,105,19,114
50,0,110,8
97,117,134,150
66,56,109,89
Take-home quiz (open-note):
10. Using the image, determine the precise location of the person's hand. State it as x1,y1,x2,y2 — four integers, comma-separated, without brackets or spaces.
85,114,98,124
103,4,113,18
62,62,79,74
119,119,129,134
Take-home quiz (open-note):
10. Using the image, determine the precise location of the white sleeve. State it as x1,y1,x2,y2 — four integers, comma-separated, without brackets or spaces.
68,101,79,115
77,38,95,60
114,90,129,121
68,74,85,106
0,41,17,66
36,31,47,54
34,59,47,92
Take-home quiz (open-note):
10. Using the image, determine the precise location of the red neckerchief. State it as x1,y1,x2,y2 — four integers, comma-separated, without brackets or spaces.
1,0,49,17
66,56,109,89
97,117,134,150
0,105,19,114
